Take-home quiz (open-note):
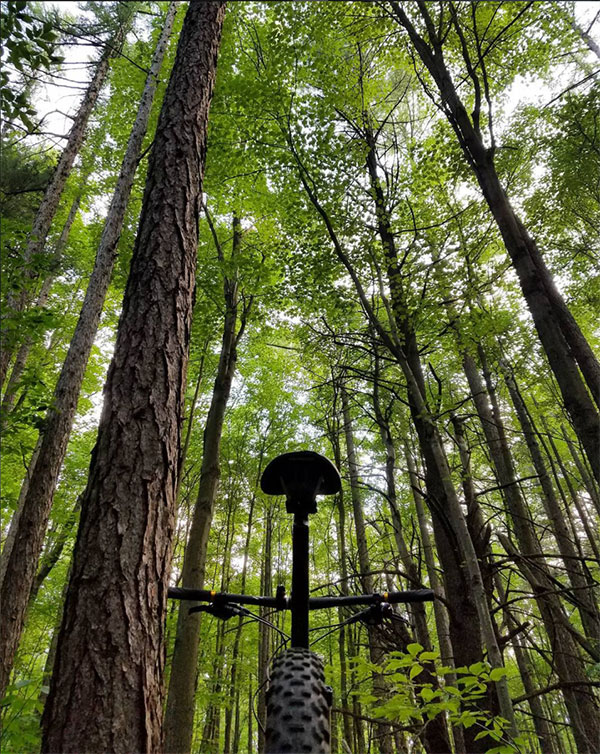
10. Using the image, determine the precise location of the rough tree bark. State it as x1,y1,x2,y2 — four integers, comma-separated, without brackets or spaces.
40,4,226,751
164,214,247,754
0,4,177,703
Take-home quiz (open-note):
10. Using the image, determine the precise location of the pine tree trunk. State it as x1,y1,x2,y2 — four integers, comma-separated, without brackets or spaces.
163,214,245,754
39,4,226,751
0,5,178,704
0,19,130,388
389,1,600,483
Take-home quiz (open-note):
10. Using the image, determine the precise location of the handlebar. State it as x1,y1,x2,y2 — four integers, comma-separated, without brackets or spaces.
168,586,434,610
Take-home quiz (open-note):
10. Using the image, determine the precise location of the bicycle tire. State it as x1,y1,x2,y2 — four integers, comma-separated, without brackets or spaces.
265,647,332,754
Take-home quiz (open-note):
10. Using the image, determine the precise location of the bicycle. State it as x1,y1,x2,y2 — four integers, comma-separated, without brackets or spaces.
169,450,434,753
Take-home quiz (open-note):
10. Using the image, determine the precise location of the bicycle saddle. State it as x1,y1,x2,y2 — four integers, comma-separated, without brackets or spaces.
261,450,341,513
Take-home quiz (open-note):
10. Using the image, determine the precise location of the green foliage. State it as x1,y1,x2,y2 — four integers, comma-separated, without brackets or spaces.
0,0,63,131
351,648,526,753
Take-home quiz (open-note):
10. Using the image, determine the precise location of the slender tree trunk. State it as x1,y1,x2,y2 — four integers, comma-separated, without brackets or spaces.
406,446,465,754
223,483,258,754
329,427,363,754
341,385,396,754
0,18,131,388
371,363,451,754
536,419,600,560
572,20,600,59
501,360,600,640
388,1,600,483
362,126,517,743
257,502,273,753
28,498,80,605
164,214,245,754
474,349,600,751
1,191,82,421
561,428,600,518
0,5,178,704
290,125,513,749
498,533,600,753
493,570,558,754
40,5,226,751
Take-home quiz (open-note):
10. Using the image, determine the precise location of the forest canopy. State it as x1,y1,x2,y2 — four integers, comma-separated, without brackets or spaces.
1,2,599,753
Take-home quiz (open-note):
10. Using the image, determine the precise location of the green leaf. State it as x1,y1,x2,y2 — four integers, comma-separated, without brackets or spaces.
409,663,423,680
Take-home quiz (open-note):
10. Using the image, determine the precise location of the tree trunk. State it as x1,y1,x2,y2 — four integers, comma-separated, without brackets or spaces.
0,17,131,388
492,569,558,754
289,124,514,749
1,190,82,422
257,502,273,753
328,427,364,754
164,215,246,754
501,360,600,641
371,364,451,754
389,1,600,483
40,4,226,751
361,125,517,744
223,480,258,754
0,4,178,704
561,428,600,518
474,349,600,751
341,385,396,754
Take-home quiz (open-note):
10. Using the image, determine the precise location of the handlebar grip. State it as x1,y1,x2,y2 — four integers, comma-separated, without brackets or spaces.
384,589,434,604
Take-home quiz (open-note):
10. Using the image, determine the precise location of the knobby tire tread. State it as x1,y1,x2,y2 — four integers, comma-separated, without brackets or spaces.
265,647,332,754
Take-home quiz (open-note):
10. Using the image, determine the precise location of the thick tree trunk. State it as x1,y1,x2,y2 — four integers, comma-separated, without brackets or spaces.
39,4,226,751
388,1,600,483
0,6,178,704
0,19,130,388
164,215,244,754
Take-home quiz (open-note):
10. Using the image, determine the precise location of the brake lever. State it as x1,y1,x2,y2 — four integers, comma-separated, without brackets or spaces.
188,602,249,620
347,602,393,627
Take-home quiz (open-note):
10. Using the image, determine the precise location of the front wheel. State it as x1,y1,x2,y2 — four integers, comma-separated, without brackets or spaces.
265,647,332,753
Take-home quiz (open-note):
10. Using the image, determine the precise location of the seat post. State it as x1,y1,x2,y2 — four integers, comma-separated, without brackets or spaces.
260,450,342,650
291,512,310,647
